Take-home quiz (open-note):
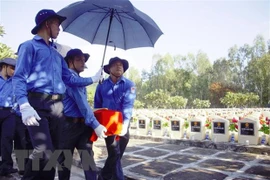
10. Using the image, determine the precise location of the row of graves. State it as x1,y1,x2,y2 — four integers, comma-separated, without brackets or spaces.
130,108,270,145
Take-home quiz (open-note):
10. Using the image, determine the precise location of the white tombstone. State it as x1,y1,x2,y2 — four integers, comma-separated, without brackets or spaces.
151,116,167,137
211,117,229,142
130,116,138,129
169,117,185,139
238,116,259,145
129,116,138,135
189,116,206,141
137,116,150,136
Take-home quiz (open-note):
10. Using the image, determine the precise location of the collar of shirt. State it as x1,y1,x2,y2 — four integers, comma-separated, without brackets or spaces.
0,75,11,82
0,74,5,80
108,76,126,84
69,69,79,77
33,35,55,47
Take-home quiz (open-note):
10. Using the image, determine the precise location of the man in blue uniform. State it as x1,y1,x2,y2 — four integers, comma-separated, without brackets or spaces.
58,49,107,180
0,58,17,176
94,57,136,180
12,9,103,180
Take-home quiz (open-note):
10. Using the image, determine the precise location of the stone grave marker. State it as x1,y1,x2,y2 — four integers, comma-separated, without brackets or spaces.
137,116,150,135
189,116,206,141
238,116,259,145
130,116,138,129
211,117,229,142
169,117,185,139
151,116,167,137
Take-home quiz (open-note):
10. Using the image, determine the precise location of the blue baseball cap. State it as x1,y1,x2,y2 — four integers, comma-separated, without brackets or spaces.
31,9,66,35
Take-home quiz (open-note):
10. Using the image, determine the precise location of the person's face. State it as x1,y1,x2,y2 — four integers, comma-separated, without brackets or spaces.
109,60,124,77
7,65,15,76
71,55,86,73
47,18,61,39
3,65,15,77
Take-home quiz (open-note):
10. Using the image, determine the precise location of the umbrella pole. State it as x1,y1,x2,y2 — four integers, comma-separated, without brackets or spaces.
101,9,114,67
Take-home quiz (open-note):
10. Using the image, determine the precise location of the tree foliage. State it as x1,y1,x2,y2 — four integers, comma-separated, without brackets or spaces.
220,92,259,108
132,34,269,109
192,98,211,108
0,25,16,59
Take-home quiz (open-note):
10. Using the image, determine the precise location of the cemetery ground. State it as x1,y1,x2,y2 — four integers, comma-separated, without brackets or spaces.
3,134,270,180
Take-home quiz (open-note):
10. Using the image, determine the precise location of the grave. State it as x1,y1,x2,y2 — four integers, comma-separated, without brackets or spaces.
137,116,151,136
238,116,259,145
169,117,185,139
189,116,206,141
211,117,229,142
130,116,138,130
151,116,168,137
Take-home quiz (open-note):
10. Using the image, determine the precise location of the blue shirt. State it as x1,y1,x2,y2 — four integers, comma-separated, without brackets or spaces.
94,76,136,124
63,69,99,129
13,35,93,105
0,75,14,107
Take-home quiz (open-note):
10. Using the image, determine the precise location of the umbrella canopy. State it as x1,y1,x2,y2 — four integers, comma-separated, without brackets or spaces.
58,0,163,66
54,42,72,57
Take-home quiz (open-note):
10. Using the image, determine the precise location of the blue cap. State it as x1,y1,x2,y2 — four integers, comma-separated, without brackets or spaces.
0,58,16,67
104,57,129,74
64,49,90,62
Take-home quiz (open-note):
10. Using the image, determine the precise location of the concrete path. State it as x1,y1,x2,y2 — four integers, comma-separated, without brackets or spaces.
88,136,270,180
2,135,270,180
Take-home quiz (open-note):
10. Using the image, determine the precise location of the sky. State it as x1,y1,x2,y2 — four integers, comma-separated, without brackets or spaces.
0,0,269,77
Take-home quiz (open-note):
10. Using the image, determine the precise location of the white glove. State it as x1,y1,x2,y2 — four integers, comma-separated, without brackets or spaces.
94,124,107,139
119,122,129,136
20,103,41,126
91,67,103,83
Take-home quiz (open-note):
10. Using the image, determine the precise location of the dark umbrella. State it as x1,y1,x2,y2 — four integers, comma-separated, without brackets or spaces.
57,0,163,67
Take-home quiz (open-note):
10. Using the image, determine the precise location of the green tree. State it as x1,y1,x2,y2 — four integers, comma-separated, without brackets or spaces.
0,25,16,59
144,89,170,108
220,92,259,108
168,96,188,109
196,51,212,75
252,34,266,59
134,100,145,109
246,54,270,105
192,98,211,108
0,25,5,37
86,85,98,107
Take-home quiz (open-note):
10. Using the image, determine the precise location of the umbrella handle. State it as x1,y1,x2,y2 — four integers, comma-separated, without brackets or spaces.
99,67,104,84
100,10,114,84
101,9,114,67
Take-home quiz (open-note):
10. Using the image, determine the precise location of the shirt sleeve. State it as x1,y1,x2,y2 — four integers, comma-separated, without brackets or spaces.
94,84,103,108
62,59,94,87
12,42,34,105
122,82,136,125
66,87,100,129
